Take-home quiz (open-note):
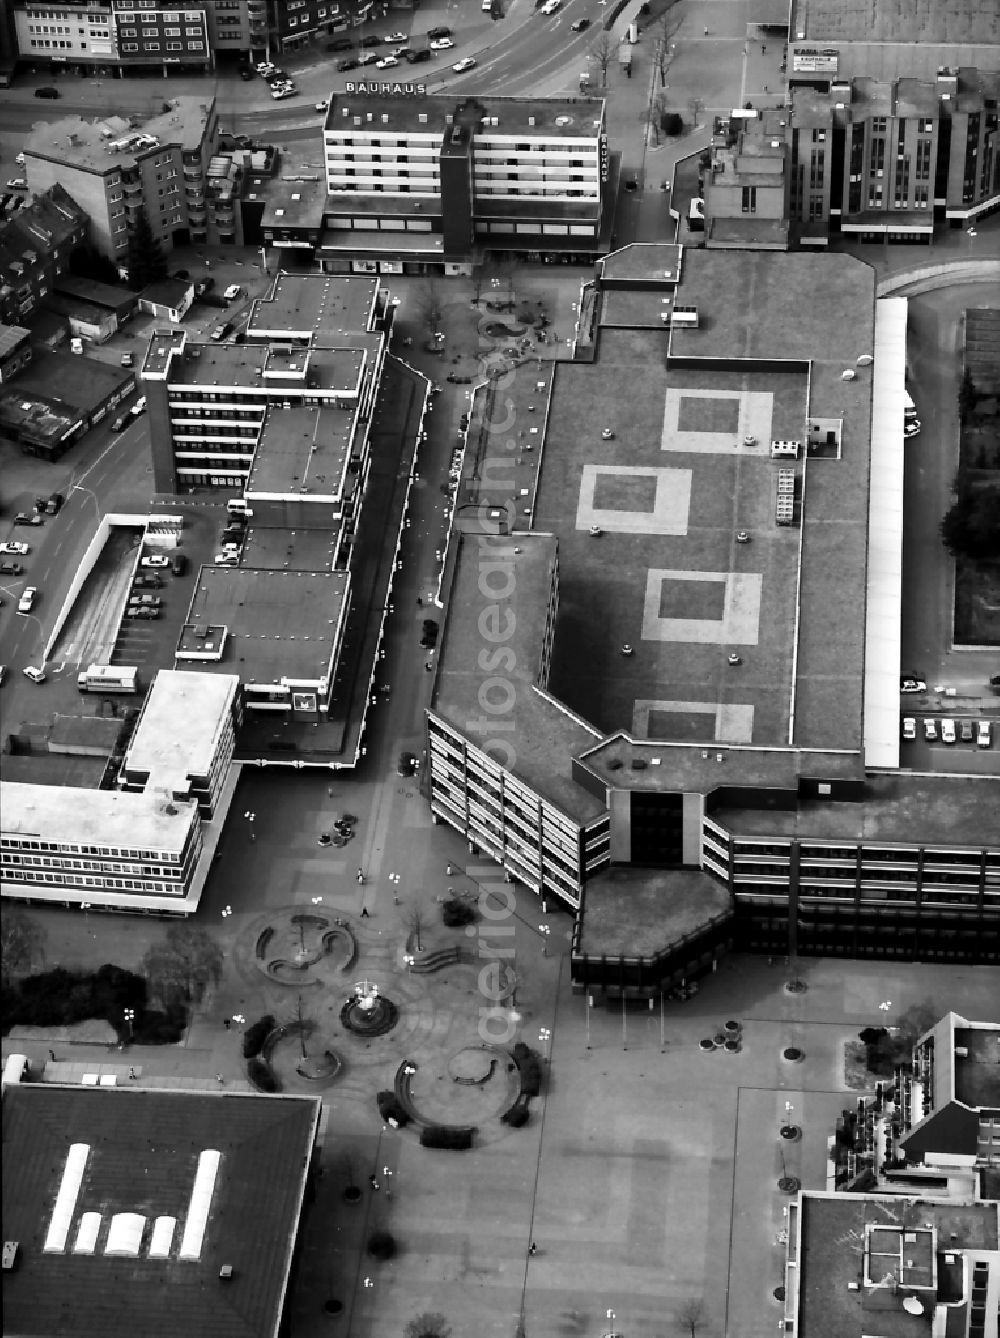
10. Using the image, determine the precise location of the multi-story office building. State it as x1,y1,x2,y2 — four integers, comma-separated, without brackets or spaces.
13,0,212,73
21,97,220,261
320,92,612,273
265,0,388,57
0,670,239,912
702,109,791,249
426,244,1000,990
0,184,89,327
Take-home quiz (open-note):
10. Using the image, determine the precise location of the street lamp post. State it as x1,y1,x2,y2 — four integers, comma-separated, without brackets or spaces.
538,1027,551,1059
879,1000,893,1031
123,1007,135,1044
539,923,551,957
69,483,102,526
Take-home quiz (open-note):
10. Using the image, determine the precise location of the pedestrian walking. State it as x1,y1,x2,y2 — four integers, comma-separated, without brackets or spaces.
48,1049,56,1062
528,1242,537,1256
361,907,370,919
216,1074,225,1084
416,597,423,606
128,1067,137,1080
223,1019,231,1030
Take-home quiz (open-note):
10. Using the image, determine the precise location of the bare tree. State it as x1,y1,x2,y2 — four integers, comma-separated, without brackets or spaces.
414,277,445,338
141,923,223,1008
687,95,705,126
400,903,425,953
676,1298,706,1337
590,30,620,88
0,907,45,984
404,1313,451,1338
650,2,684,85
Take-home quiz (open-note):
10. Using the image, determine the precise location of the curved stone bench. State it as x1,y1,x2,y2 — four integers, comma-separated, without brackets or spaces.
392,1060,425,1127
321,925,359,973
255,926,275,961
290,913,329,930
409,946,463,974
267,959,323,986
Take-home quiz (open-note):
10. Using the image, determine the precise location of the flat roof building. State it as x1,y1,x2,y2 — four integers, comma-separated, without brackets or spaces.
425,244,1000,985
319,92,613,274
1,1080,321,1338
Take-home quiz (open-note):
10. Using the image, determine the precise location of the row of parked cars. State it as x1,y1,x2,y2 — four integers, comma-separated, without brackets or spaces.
902,716,992,747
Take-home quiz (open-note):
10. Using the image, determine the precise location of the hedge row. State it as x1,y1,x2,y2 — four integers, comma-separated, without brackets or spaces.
1,965,186,1044
512,1041,543,1097
419,1125,474,1150
242,1015,275,1058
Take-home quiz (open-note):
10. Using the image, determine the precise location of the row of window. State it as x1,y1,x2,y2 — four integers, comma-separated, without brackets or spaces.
120,23,202,33
122,39,204,48
4,870,184,893
1,837,181,858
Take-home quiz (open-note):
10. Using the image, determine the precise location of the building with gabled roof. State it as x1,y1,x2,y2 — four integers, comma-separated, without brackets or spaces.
0,183,89,327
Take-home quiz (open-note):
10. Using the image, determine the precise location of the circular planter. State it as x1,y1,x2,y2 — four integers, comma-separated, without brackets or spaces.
323,1298,343,1315
784,979,807,995
699,1037,716,1052
714,1032,727,1047
779,1124,801,1141
724,1038,741,1054
778,1175,801,1193
783,1047,804,1063
343,1186,362,1205
773,1286,786,1302
724,1019,741,1035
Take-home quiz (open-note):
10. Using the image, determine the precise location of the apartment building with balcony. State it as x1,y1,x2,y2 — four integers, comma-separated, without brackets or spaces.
265,0,389,56
424,243,1000,993
320,92,612,274
0,184,89,327
21,96,220,262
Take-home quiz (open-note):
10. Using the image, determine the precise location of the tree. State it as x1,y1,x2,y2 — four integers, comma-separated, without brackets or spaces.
141,923,223,1008
404,1315,450,1338
401,903,425,953
676,1298,706,1336
650,1,683,83
687,96,705,126
0,908,46,984
125,207,168,291
414,277,445,338
591,31,620,88
940,481,1000,559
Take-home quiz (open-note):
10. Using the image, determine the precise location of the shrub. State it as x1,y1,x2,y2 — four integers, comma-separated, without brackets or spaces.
242,1014,275,1058
441,898,476,928
661,111,683,136
133,1007,186,1045
501,1102,530,1128
367,1229,397,1261
419,1125,474,1150
247,1057,279,1093
512,1041,543,1097
377,1090,410,1126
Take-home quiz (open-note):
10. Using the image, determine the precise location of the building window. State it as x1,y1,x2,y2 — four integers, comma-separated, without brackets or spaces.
741,185,756,213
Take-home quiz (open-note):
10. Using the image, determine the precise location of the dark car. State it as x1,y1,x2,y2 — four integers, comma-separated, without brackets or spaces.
0,561,23,576
394,47,415,60
171,552,188,577
35,86,60,98
14,512,43,527
410,47,432,62
397,751,417,777
427,25,452,38
570,17,590,30
360,34,381,47
337,57,359,70
327,36,353,51
420,618,439,648
133,574,163,589
173,268,191,280
111,414,128,432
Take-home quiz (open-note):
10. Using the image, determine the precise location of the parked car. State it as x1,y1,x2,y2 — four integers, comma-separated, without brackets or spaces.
941,718,956,744
120,351,134,368
430,37,454,49
34,86,60,98
977,720,992,748
385,31,406,42
900,676,926,693
13,512,43,526
315,98,330,112
0,542,28,556
427,25,452,38
376,54,398,68
901,717,916,741
327,36,353,51
6,179,28,191
133,574,162,589
0,561,24,576
337,57,359,70
23,665,46,683
223,284,243,301
171,552,188,576
360,34,381,47
959,719,974,743
409,48,432,62
126,605,160,619
131,396,146,416
111,415,128,432
140,554,169,568
18,586,37,613
213,552,239,566
452,56,477,71
420,618,439,648
15,153,25,166
923,718,936,741
570,17,590,30
357,51,379,64
271,85,297,99
397,751,417,777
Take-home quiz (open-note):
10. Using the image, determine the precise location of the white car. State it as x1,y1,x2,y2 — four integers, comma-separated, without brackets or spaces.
213,551,239,566
376,54,398,68
6,179,28,191
923,717,936,741
901,717,916,741
271,86,296,99
941,718,956,744
430,37,454,49
540,0,561,12
978,720,992,749
131,396,146,416
452,56,476,71
385,31,406,42
315,98,330,112
0,542,29,555
18,587,37,613
16,153,26,166
223,284,243,300
357,51,378,64
140,554,169,568
22,665,46,683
